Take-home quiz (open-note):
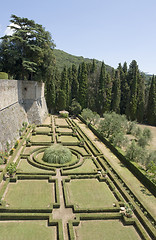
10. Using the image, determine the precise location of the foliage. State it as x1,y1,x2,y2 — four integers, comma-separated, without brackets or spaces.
136,127,152,148
81,108,94,124
98,112,127,139
0,150,8,164
7,163,17,176
69,98,82,116
146,75,156,126
125,140,146,163
0,14,55,81
42,144,72,164
111,70,121,113
79,62,88,108
124,202,134,218
109,132,128,148
0,72,8,79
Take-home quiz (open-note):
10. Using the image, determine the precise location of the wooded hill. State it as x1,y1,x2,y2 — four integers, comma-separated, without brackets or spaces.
53,49,112,72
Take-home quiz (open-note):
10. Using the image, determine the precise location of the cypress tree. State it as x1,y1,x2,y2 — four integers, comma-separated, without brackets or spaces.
147,75,156,125
137,75,145,123
111,70,121,113
79,62,88,109
103,73,112,112
45,72,56,113
118,63,130,115
97,62,106,115
127,60,139,120
60,66,69,109
71,64,79,101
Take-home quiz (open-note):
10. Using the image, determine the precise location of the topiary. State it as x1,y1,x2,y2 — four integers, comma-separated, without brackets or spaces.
0,72,8,79
42,144,72,164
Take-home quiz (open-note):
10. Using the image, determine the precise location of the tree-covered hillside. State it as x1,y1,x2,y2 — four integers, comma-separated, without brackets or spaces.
53,49,112,72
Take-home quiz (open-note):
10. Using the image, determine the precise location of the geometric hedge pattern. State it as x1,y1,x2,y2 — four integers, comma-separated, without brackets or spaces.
0,115,155,240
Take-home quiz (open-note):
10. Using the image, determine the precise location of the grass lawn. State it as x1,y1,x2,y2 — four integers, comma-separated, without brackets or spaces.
17,159,54,174
60,135,79,143
75,219,141,240
63,159,97,174
4,180,54,208
55,118,68,126
66,179,117,209
57,127,73,133
0,220,56,240
31,135,51,142
36,127,51,133
69,146,89,156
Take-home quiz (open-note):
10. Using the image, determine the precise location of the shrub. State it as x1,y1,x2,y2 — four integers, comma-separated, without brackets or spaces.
126,140,147,163
69,99,82,116
7,163,17,176
109,132,128,148
0,72,8,79
42,144,72,164
137,128,152,148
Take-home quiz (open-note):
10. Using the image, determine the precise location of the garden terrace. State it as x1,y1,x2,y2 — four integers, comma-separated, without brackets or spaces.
0,115,155,240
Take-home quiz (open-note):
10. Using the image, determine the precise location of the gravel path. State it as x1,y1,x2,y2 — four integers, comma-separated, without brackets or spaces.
53,169,75,240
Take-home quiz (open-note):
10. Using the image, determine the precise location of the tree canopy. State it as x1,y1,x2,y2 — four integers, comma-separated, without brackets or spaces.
0,14,55,81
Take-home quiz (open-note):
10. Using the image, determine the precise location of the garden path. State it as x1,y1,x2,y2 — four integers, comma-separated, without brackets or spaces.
53,169,75,240
73,118,156,218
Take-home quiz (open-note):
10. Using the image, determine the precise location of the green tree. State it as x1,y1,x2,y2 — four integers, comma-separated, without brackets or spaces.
111,70,121,113
137,75,145,122
97,62,106,114
118,63,129,115
79,62,88,108
71,64,79,101
146,75,156,126
56,89,66,111
69,98,82,116
126,60,139,120
0,14,55,81
104,73,112,112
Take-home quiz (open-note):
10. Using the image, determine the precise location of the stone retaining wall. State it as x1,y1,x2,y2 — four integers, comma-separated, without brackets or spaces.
0,79,48,150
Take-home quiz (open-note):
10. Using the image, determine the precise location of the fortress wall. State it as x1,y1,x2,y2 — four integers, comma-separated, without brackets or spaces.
0,79,48,151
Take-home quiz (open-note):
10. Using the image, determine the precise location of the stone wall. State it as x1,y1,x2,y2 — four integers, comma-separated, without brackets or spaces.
0,79,48,151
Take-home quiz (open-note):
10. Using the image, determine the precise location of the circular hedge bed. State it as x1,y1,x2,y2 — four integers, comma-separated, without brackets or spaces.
42,144,72,164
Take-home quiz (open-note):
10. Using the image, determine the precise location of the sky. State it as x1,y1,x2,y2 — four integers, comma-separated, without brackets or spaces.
0,0,156,74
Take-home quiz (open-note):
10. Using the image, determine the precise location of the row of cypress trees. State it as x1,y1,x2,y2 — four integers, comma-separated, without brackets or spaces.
45,59,156,126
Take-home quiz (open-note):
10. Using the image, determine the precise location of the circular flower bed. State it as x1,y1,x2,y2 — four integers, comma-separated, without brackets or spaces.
42,144,72,164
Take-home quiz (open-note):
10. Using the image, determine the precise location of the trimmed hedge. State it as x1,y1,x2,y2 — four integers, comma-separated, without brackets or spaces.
0,72,8,79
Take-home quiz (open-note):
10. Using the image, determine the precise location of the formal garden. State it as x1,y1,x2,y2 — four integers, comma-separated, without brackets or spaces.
0,115,155,240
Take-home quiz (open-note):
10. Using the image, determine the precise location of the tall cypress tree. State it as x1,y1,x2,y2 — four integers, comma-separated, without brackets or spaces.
137,75,145,123
60,66,68,109
103,73,112,112
45,69,56,113
97,62,106,115
146,75,156,126
127,60,139,120
79,62,88,109
71,64,79,101
111,70,121,113
118,63,129,115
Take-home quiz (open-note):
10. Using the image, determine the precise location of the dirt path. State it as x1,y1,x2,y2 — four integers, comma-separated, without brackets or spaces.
74,119,156,218
53,169,75,240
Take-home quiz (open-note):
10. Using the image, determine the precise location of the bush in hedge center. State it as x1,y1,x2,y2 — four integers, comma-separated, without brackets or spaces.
42,144,72,164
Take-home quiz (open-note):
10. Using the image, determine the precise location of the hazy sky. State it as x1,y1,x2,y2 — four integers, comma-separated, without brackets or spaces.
0,0,156,74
